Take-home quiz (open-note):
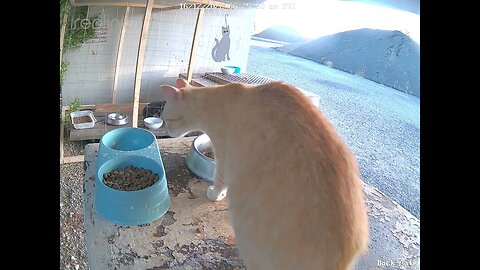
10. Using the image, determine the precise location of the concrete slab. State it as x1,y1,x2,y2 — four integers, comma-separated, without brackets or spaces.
83,137,419,269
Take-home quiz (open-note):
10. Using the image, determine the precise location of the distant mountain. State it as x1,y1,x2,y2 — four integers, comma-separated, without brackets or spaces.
277,28,420,97
253,25,305,43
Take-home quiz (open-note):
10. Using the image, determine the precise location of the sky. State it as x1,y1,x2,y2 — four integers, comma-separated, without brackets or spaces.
253,0,420,43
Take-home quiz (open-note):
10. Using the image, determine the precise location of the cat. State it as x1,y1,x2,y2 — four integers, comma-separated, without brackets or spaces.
211,25,231,62
160,78,369,270
142,101,166,118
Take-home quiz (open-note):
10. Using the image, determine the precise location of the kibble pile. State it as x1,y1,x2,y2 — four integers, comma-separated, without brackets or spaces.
72,116,92,124
103,165,159,191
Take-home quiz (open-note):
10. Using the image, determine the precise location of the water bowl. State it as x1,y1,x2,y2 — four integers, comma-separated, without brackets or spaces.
97,127,160,167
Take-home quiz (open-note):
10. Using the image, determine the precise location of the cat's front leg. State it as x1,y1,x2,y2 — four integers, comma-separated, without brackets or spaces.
207,165,228,201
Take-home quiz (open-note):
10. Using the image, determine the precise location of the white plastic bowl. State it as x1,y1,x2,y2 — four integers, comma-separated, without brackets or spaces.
70,110,96,129
143,117,164,130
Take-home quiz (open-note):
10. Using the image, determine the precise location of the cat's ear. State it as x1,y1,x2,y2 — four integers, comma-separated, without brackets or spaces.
176,78,191,89
160,85,182,102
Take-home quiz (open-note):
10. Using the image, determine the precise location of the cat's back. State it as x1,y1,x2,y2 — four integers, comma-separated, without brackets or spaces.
242,81,347,152
225,81,369,270
240,81,325,125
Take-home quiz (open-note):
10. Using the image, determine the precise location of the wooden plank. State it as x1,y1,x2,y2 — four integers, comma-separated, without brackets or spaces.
112,6,130,104
60,11,68,66
63,155,85,163
63,103,148,113
60,106,66,164
179,73,221,87
69,111,169,141
70,1,229,9
132,0,154,128
186,0,231,9
63,104,96,111
70,124,169,141
186,8,205,83
94,102,148,113
70,1,167,9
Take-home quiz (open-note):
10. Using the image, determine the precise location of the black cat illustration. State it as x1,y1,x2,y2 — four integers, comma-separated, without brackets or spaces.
212,15,231,62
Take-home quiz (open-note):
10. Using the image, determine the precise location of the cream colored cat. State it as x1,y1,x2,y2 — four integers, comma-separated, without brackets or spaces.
160,78,369,270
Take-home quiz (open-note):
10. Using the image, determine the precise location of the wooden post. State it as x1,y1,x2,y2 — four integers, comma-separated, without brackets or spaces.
186,8,205,82
60,106,66,164
60,11,68,66
112,7,130,104
69,1,230,9
132,0,154,127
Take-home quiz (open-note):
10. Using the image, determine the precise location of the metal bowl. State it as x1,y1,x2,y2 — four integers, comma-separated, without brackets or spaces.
186,134,215,182
107,112,128,126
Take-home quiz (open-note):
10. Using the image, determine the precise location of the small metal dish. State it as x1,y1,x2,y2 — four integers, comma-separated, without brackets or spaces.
186,134,215,182
107,112,128,126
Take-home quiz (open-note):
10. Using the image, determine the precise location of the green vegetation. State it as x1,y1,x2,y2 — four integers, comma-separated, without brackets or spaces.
65,98,82,127
60,60,69,86
63,10,99,51
60,0,99,85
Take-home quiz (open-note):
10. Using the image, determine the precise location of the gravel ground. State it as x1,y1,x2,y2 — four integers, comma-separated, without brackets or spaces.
61,128,90,270
247,43,420,218
60,160,88,270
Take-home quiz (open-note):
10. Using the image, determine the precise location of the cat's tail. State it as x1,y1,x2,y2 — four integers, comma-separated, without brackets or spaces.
211,47,216,61
212,42,219,62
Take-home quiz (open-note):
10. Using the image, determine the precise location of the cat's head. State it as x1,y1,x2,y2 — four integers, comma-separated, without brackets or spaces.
160,78,195,137
222,25,229,36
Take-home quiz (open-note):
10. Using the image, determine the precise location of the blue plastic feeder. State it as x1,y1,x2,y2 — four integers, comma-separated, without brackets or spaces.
224,65,241,74
95,127,171,225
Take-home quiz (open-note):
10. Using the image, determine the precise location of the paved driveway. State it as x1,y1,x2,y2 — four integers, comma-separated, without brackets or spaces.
247,44,420,218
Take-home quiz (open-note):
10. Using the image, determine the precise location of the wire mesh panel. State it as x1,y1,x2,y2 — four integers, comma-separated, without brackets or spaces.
60,2,257,145
203,72,274,85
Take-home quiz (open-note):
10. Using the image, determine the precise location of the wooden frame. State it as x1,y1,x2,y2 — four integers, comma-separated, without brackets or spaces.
132,0,154,127
61,0,233,163
112,6,130,104
70,0,232,10
60,103,150,164
60,11,68,66
70,1,168,9
60,104,94,164
187,8,205,82
60,105,66,164
70,0,231,9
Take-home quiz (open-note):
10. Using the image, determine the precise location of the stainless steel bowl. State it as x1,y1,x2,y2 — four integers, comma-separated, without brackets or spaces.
186,134,215,182
107,112,128,126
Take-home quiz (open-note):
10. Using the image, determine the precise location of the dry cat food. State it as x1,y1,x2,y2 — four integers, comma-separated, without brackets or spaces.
103,165,159,191
202,148,215,159
72,116,93,124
